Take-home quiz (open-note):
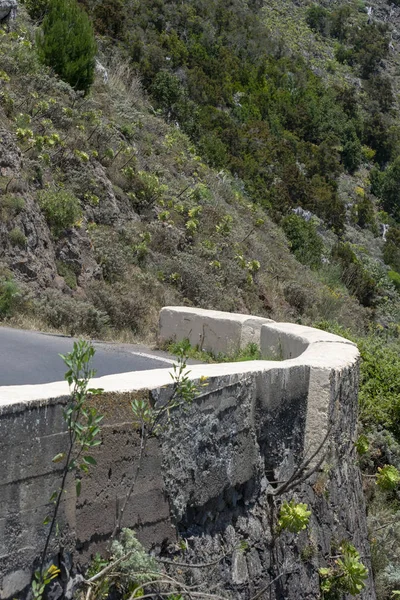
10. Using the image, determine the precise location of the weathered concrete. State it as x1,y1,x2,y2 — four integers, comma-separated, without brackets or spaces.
260,321,356,360
158,306,273,355
0,308,375,599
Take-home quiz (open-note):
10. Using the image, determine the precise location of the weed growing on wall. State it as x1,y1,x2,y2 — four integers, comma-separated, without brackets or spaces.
166,338,262,363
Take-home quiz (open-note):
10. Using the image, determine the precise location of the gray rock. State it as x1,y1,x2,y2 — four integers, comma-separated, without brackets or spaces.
0,0,17,21
46,581,63,600
64,574,85,600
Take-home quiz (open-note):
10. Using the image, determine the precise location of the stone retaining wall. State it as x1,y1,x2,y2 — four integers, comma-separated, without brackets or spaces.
0,307,375,599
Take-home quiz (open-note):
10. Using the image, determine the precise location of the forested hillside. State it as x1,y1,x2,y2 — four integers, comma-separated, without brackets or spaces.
3,0,400,596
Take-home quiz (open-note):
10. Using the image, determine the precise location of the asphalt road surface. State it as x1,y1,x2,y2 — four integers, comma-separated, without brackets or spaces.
0,326,181,385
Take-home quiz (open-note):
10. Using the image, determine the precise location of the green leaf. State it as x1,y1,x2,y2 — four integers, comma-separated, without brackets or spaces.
83,455,97,465
43,515,50,525
76,479,81,497
90,439,102,447
52,452,65,463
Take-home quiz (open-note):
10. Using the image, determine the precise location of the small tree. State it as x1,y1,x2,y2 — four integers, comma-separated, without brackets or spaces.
36,0,96,94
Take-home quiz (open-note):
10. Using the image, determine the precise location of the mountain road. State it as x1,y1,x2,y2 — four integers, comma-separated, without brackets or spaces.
0,326,184,385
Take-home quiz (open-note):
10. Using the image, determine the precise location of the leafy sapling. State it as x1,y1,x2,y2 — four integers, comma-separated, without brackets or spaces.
35,341,103,598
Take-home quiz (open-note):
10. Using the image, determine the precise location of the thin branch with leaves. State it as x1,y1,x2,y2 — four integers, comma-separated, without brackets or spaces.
33,341,103,600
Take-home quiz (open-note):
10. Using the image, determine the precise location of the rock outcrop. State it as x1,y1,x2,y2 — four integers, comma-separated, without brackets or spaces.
0,0,17,21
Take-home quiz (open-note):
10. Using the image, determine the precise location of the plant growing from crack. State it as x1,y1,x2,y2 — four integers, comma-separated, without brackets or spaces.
33,340,103,599
277,500,311,534
319,541,368,599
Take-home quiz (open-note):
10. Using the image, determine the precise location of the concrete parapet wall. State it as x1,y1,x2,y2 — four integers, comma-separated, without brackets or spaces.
158,306,273,355
260,321,356,360
0,308,375,600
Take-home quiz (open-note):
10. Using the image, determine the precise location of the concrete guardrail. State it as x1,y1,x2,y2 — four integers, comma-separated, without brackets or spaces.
0,307,374,600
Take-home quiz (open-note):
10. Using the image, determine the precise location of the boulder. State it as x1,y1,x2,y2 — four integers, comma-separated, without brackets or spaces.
0,0,17,21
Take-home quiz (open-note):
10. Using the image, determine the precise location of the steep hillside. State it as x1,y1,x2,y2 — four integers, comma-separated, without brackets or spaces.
4,1,400,596
0,3,377,343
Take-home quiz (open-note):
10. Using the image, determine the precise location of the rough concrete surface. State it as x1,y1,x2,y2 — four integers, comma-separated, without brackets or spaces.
0,307,375,599
158,305,273,355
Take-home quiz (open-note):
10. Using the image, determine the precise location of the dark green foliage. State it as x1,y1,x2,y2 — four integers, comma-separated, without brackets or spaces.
388,270,400,293
56,260,78,290
383,228,400,272
328,5,352,41
93,0,126,38
381,158,400,220
151,70,184,115
306,5,329,36
358,333,400,436
364,75,394,114
281,214,324,269
36,0,96,93
9,227,28,248
334,21,389,78
332,243,377,307
352,22,389,79
342,133,362,174
85,0,388,229
0,276,20,318
38,188,82,237
370,166,385,198
21,0,49,20
355,195,376,232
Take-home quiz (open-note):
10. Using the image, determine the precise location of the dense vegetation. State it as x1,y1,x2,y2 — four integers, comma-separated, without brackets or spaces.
76,0,397,231
3,0,400,596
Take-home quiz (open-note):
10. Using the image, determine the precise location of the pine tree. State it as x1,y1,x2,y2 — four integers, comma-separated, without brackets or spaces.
36,0,96,94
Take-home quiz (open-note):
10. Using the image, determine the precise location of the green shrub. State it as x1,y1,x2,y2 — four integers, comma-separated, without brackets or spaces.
0,195,25,223
35,289,109,336
355,195,376,231
306,5,329,36
282,214,324,269
341,136,362,174
381,158,400,220
87,279,153,334
9,227,27,248
332,243,377,307
93,0,126,38
21,0,49,20
383,228,400,271
0,276,20,318
36,0,96,94
319,542,368,598
151,70,184,114
37,188,82,237
388,270,400,292
166,339,262,363
56,260,77,289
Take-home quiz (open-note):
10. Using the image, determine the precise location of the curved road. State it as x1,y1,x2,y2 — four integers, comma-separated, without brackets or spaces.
0,326,181,386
